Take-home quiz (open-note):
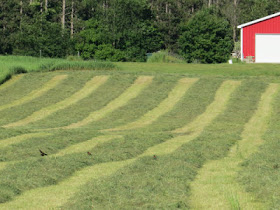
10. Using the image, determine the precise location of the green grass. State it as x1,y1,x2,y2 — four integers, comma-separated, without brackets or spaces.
26,74,137,129
59,80,266,209
0,56,116,86
238,85,280,209
0,57,280,209
0,72,96,126
116,62,280,78
64,76,153,129
79,74,180,131
147,51,185,63
0,75,67,112
108,77,198,131
189,84,278,209
3,75,109,128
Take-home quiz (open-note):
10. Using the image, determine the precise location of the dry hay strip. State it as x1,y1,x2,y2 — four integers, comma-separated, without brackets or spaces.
0,159,135,209
0,75,67,112
3,76,109,128
189,83,279,210
0,133,51,148
0,162,8,171
0,74,24,92
64,76,153,129
174,80,241,134
107,78,198,131
54,135,122,157
141,80,241,157
0,80,241,209
0,133,51,171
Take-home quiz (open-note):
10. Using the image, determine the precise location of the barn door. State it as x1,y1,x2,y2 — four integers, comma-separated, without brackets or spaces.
255,34,280,63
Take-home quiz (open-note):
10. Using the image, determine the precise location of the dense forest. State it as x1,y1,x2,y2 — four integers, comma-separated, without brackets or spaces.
0,0,280,62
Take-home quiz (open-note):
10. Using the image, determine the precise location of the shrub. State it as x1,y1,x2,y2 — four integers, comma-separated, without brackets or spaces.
178,8,234,64
10,66,27,74
94,44,127,62
66,55,83,61
46,60,116,71
147,51,185,63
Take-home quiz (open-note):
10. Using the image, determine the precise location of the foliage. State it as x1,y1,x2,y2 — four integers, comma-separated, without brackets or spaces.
12,14,70,58
179,8,234,64
94,44,127,62
44,60,116,71
75,19,105,60
0,56,116,86
239,0,280,23
0,1,279,62
10,66,27,74
147,50,185,63
75,1,163,62
66,56,83,61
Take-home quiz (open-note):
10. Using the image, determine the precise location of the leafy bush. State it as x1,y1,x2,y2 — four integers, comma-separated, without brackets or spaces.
147,51,185,63
41,60,116,71
0,72,12,85
10,66,27,74
66,56,83,61
94,44,127,62
178,8,234,64
13,14,70,58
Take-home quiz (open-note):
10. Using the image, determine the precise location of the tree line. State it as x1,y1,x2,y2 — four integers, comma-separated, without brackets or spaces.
0,0,279,62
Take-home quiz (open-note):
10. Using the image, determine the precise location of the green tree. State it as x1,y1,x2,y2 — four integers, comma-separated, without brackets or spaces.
13,13,70,57
239,0,280,24
179,8,233,63
76,0,163,61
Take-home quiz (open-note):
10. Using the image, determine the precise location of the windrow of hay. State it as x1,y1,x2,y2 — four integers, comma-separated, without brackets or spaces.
174,80,241,134
64,76,154,129
0,162,8,171
0,159,134,209
107,78,198,131
142,80,241,156
0,80,242,209
189,83,279,210
0,75,24,92
2,76,109,128
0,75,67,112
0,133,50,148
54,135,122,157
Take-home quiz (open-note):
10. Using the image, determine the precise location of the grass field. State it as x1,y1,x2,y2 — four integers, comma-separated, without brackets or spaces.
0,56,280,209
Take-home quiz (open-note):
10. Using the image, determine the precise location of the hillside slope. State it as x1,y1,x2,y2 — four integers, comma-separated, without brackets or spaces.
0,70,279,209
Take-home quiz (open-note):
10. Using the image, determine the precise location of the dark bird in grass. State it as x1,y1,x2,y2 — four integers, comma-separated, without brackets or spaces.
153,155,157,160
87,151,92,156
39,149,47,156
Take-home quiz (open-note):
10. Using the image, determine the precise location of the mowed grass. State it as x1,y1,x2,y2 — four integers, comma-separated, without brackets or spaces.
0,60,280,209
239,85,280,209
61,80,266,209
0,72,98,126
189,83,279,209
116,62,280,77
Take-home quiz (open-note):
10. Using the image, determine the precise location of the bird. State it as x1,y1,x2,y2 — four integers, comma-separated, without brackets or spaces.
153,155,157,160
87,151,92,156
39,149,47,156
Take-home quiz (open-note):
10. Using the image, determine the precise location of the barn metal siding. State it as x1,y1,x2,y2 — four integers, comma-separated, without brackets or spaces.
243,15,280,59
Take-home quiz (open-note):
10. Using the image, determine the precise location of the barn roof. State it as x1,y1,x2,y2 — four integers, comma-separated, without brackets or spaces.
237,12,280,28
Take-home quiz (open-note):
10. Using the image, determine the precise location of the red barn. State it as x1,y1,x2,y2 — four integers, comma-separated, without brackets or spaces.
238,12,280,63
